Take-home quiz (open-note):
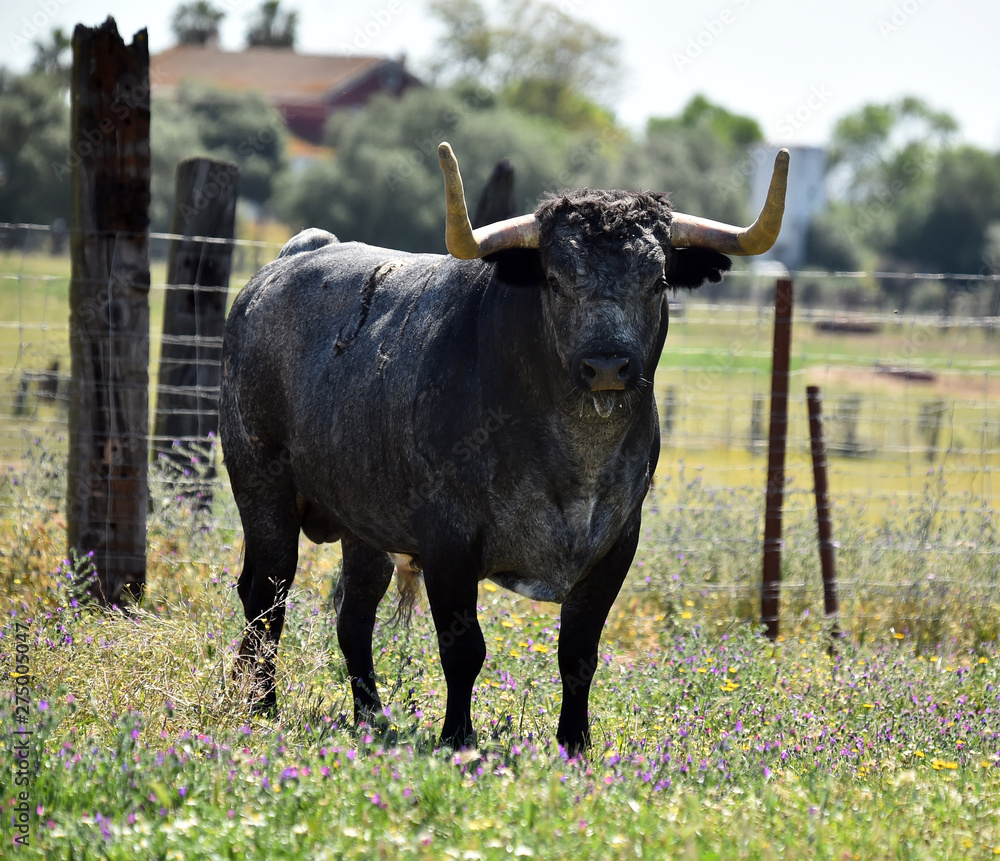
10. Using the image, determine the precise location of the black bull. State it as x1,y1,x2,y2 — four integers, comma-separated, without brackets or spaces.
220,147,786,753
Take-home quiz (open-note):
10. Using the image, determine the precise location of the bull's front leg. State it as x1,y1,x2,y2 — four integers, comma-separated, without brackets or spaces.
556,517,640,755
422,561,485,749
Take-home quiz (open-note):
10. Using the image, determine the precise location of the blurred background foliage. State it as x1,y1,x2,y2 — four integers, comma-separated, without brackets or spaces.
1,0,1000,313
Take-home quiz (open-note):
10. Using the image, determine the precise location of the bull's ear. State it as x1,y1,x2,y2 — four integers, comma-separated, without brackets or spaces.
666,247,732,289
486,247,545,287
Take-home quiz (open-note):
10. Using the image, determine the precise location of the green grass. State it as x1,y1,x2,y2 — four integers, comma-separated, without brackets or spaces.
2,449,999,858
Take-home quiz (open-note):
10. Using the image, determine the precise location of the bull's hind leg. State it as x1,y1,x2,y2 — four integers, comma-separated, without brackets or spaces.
334,537,394,724
422,560,485,749
232,485,301,713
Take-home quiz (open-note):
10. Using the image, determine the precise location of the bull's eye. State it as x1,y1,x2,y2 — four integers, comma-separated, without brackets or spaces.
652,275,668,294
547,275,562,296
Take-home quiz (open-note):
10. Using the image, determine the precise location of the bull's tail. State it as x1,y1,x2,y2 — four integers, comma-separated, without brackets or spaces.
389,554,422,627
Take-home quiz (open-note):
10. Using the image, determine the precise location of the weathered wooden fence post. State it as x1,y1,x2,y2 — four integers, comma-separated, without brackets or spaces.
152,157,239,504
761,277,793,640
67,18,151,605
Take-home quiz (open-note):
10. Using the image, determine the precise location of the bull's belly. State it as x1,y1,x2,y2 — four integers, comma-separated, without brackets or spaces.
486,571,577,603
294,445,644,601
479,496,635,603
351,498,633,604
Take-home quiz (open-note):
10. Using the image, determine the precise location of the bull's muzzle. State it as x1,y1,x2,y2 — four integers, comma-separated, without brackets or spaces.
576,355,633,392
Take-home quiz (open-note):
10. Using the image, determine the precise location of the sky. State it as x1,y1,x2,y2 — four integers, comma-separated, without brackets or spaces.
2,0,999,151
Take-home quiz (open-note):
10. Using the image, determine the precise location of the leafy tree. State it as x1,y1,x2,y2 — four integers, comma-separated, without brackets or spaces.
246,0,297,49
171,1,227,46
804,204,869,272
980,223,1000,322
804,97,967,284
428,0,621,125
501,78,617,131
150,101,212,233
631,96,765,227
151,82,287,231
273,87,581,252
890,145,1000,274
623,124,750,227
828,97,956,204
648,95,763,152
0,71,70,225
30,28,71,80
272,83,762,254
427,0,491,81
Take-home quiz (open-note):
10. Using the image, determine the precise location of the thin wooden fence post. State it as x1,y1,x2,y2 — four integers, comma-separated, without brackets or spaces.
761,277,793,640
153,157,239,505
66,18,151,605
806,385,840,643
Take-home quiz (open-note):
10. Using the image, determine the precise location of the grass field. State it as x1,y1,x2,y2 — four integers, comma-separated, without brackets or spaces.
1,249,999,857
1,488,998,858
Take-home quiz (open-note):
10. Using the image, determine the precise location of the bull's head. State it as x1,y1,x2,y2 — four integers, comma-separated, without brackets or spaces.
438,142,788,418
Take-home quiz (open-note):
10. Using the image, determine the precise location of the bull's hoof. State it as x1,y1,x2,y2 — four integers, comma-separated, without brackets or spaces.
249,693,278,718
556,730,591,759
439,727,478,752
233,636,279,715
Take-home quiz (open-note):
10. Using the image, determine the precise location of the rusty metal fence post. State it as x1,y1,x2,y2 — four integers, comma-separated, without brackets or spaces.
761,277,793,639
806,385,840,642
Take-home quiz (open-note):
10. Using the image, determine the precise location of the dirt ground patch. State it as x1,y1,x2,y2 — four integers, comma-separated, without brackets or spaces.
804,365,996,402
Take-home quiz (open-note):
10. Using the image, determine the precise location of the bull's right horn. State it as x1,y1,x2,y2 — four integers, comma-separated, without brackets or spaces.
671,148,789,256
439,142,539,259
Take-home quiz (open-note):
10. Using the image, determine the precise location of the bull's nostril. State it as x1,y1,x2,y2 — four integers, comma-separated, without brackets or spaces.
578,355,630,391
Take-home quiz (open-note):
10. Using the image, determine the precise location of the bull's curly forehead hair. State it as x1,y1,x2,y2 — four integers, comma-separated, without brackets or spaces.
534,188,675,252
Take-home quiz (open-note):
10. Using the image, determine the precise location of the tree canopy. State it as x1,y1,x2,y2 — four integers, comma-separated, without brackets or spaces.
648,95,764,152
151,82,287,230
274,87,579,252
804,97,999,286
428,0,621,128
270,86,758,252
30,28,71,79
3,10,1000,295
245,0,297,49
171,1,226,46
891,145,1000,274
0,70,70,225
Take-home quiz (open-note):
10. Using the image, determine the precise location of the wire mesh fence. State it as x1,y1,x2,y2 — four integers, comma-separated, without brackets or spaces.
1,222,998,640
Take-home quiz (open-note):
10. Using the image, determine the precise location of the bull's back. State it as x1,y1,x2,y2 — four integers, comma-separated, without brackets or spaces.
220,230,484,547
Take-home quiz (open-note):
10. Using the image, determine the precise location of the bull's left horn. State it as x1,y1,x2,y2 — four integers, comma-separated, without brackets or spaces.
439,142,539,259
671,148,789,256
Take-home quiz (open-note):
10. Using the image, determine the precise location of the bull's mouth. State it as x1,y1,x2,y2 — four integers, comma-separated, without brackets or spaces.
572,389,636,422
591,391,618,419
